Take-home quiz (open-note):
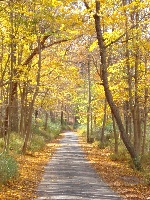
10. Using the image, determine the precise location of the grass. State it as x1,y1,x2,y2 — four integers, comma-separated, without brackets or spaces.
0,153,18,185
28,135,45,152
0,118,62,186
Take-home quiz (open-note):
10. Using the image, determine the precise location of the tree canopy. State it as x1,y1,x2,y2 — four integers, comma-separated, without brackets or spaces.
0,0,150,169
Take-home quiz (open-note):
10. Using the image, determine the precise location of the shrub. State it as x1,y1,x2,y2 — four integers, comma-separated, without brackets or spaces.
28,135,45,152
144,173,150,185
48,121,61,137
0,138,4,152
32,120,61,140
9,133,24,153
110,151,129,162
76,125,87,136
92,140,101,148
0,153,18,185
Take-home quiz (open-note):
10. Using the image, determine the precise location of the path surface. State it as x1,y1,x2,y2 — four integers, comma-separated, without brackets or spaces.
35,132,122,200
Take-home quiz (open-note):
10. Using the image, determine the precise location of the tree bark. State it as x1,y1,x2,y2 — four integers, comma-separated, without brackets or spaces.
22,36,42,154
87,56,91,143
100,98,107,147
132,10,141,156
112,113,118,154
141,58,148,157
44,111,48,130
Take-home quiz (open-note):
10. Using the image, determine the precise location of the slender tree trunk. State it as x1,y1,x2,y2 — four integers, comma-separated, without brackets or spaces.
123,0,132,139
50,110,55,123
132,11,141,156
101,98,107,147
4,94,9,150
90,109,93,140
19,86,26,135
112,113,118,154
9,3,18,133
22,36,42,154
61,103,64,128
87,56,91,143
44,112,48,130
141,58,148,157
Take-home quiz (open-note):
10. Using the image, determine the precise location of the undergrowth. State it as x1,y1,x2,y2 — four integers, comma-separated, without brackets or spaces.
0,118,62,185
0,153,18,185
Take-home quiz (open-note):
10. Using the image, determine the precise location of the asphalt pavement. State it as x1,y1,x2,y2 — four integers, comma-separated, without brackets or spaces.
35,131,122,200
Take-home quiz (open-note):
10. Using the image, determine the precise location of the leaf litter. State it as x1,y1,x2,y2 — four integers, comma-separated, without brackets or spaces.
78,135,150,200
0,136,62,200
0,133,149,200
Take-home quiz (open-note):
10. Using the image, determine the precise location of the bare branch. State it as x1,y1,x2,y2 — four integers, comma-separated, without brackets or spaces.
83,0,90,10
44,39,69,49
23,35,50,65
23,34,83,66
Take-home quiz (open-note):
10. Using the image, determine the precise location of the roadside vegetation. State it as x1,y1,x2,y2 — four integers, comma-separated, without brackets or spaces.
0,117,61,187
0,0,150,199
77,125,150,200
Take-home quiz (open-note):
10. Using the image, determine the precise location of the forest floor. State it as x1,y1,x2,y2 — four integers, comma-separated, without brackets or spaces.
0,135,63,200
78,134,150,200
0,132,149,200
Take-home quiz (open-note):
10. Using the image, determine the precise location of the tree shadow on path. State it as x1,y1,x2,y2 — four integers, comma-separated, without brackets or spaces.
35,132,122,200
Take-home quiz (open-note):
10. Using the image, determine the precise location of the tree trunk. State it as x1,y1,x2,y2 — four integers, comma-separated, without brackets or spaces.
9,4,18,133
132,10,141,156
61,103,64,128
123,0,133,141
22,36,42,154
141,58,148,157
44,111,48,130
100,98,107,147
112,113,118,154
50,110,55,123
87,56,91,143
93,1,141,170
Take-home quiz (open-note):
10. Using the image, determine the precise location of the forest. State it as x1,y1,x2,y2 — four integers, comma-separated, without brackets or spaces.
0,0,150,198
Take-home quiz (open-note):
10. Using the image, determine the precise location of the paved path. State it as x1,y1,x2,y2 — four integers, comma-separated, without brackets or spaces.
35,132,122,200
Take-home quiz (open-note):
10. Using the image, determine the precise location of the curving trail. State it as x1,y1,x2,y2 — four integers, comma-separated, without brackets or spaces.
35,132,122,200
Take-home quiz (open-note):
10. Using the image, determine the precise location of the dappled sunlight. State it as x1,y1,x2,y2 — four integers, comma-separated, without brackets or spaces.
35,132,121,200
79,135,150,200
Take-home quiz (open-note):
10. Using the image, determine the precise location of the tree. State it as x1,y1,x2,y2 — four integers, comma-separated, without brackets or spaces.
84,0,144,170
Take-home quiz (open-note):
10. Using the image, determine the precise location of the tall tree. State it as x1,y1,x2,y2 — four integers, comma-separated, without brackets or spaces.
88,0,142,169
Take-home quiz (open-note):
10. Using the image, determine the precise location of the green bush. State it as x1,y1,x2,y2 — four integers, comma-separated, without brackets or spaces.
0,138,4,152
76,125,87,136
141,152,150,167
28,134,45,152
144,173,150,185
48,121,61,137
0,133,24,154
32,120,61,141
110,151,129,162
29,119,61,152
9,133,24,153
0,153,18,185
92,140,101,148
